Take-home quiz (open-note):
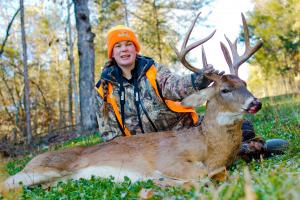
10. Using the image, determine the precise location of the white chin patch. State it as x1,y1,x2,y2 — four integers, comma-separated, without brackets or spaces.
216,112,243,126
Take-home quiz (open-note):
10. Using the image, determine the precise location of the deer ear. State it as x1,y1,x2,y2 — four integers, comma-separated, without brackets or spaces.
182,87,216,107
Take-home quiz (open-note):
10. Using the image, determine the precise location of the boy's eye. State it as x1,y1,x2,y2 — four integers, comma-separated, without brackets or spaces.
126,42,133,46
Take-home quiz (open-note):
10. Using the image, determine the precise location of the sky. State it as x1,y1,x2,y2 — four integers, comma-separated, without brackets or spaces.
184,0,255,80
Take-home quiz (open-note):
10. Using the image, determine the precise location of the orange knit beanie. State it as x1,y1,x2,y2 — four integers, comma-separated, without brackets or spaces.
107,25,141,59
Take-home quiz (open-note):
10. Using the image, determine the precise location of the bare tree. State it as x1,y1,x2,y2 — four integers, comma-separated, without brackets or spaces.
20,0,32,144
73,0,97,131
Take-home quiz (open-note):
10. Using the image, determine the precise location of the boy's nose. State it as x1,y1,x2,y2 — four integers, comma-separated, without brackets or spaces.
121,45,128,51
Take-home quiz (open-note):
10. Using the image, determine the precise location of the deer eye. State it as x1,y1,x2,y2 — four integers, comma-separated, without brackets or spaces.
221,89,231,94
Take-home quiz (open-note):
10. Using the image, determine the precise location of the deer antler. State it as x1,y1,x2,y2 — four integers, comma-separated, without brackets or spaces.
170,12,216,73
220,13,263,76
201,45,222,82
201,46,209,69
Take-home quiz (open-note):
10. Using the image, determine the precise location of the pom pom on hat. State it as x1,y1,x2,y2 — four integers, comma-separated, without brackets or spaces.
107,25,141,58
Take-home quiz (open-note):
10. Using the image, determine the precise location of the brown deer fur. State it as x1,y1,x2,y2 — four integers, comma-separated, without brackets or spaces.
1,74,261,191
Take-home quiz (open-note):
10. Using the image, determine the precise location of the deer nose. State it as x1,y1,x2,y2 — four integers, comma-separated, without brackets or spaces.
254,99,262,110
247,98,262,114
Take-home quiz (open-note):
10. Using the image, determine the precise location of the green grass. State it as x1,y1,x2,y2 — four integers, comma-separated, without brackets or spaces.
60,132,103,149
2,94,300,199
5,156,34,176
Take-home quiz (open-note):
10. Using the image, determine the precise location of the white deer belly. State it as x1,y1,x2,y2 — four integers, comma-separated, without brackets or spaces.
71,166,150,182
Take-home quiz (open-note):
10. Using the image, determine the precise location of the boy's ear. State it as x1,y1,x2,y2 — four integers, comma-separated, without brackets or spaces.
181,87,216,107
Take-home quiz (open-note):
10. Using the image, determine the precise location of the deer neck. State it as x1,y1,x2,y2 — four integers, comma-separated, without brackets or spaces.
203,98,244,131
201,99,244,167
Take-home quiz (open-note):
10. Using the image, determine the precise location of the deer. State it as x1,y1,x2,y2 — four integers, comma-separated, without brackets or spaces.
0,12,263,192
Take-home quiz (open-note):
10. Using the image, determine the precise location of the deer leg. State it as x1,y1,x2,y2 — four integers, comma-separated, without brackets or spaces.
155,161,208,182
2,166,65,190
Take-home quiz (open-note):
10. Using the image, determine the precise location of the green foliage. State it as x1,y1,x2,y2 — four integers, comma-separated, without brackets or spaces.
5,156,33,176
3,94,298,199
58,132,103,149
246,0,300,97
133,0,210,66
247,94,300,153
22,177,153,199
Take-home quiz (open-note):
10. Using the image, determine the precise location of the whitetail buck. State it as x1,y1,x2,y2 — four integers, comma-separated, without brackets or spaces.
1,12,263,192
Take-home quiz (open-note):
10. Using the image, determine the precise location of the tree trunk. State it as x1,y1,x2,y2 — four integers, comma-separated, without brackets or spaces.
33,96,38,135
67,0,80,128
123,0,129,26
58,93,65,129
153,0,162,62
20,0,32,144
67,38,74,128
73,0,97,131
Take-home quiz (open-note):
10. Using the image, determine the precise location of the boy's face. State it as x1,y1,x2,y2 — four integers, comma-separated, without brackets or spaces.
112,40,137,68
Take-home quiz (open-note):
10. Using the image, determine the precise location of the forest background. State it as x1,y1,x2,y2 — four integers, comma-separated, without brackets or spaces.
0,0,299,146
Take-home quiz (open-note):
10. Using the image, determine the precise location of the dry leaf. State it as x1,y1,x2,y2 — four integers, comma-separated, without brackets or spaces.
210,167,228,181
138,188,155,199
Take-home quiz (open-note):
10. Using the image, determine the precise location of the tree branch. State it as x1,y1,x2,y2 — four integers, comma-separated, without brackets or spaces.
0,7,21,57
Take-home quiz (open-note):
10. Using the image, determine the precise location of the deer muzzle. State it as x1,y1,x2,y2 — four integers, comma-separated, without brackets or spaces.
246,98,262,114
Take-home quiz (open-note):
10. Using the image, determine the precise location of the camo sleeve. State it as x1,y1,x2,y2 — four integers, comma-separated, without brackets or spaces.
155,63,211,101
95,94,123,142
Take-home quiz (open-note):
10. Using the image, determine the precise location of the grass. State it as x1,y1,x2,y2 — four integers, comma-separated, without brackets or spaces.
1,94,299,199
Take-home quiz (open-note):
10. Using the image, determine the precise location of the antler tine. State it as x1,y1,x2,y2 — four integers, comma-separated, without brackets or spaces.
220,41,234,74
221,13,263,76
242,13,250,50
239,13,263,66
224,35,240,75
181,11,202,53
202,45,222,83
201,45,208,69
170,11,216,73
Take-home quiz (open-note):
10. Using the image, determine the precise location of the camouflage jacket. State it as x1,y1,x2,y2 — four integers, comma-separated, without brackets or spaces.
95,55,210,141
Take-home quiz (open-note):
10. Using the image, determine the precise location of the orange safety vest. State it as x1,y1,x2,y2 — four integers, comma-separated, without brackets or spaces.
95,65,199,136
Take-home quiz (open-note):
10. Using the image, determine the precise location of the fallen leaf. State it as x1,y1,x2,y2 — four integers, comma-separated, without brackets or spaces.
210,167,228,181
138,188,155,199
